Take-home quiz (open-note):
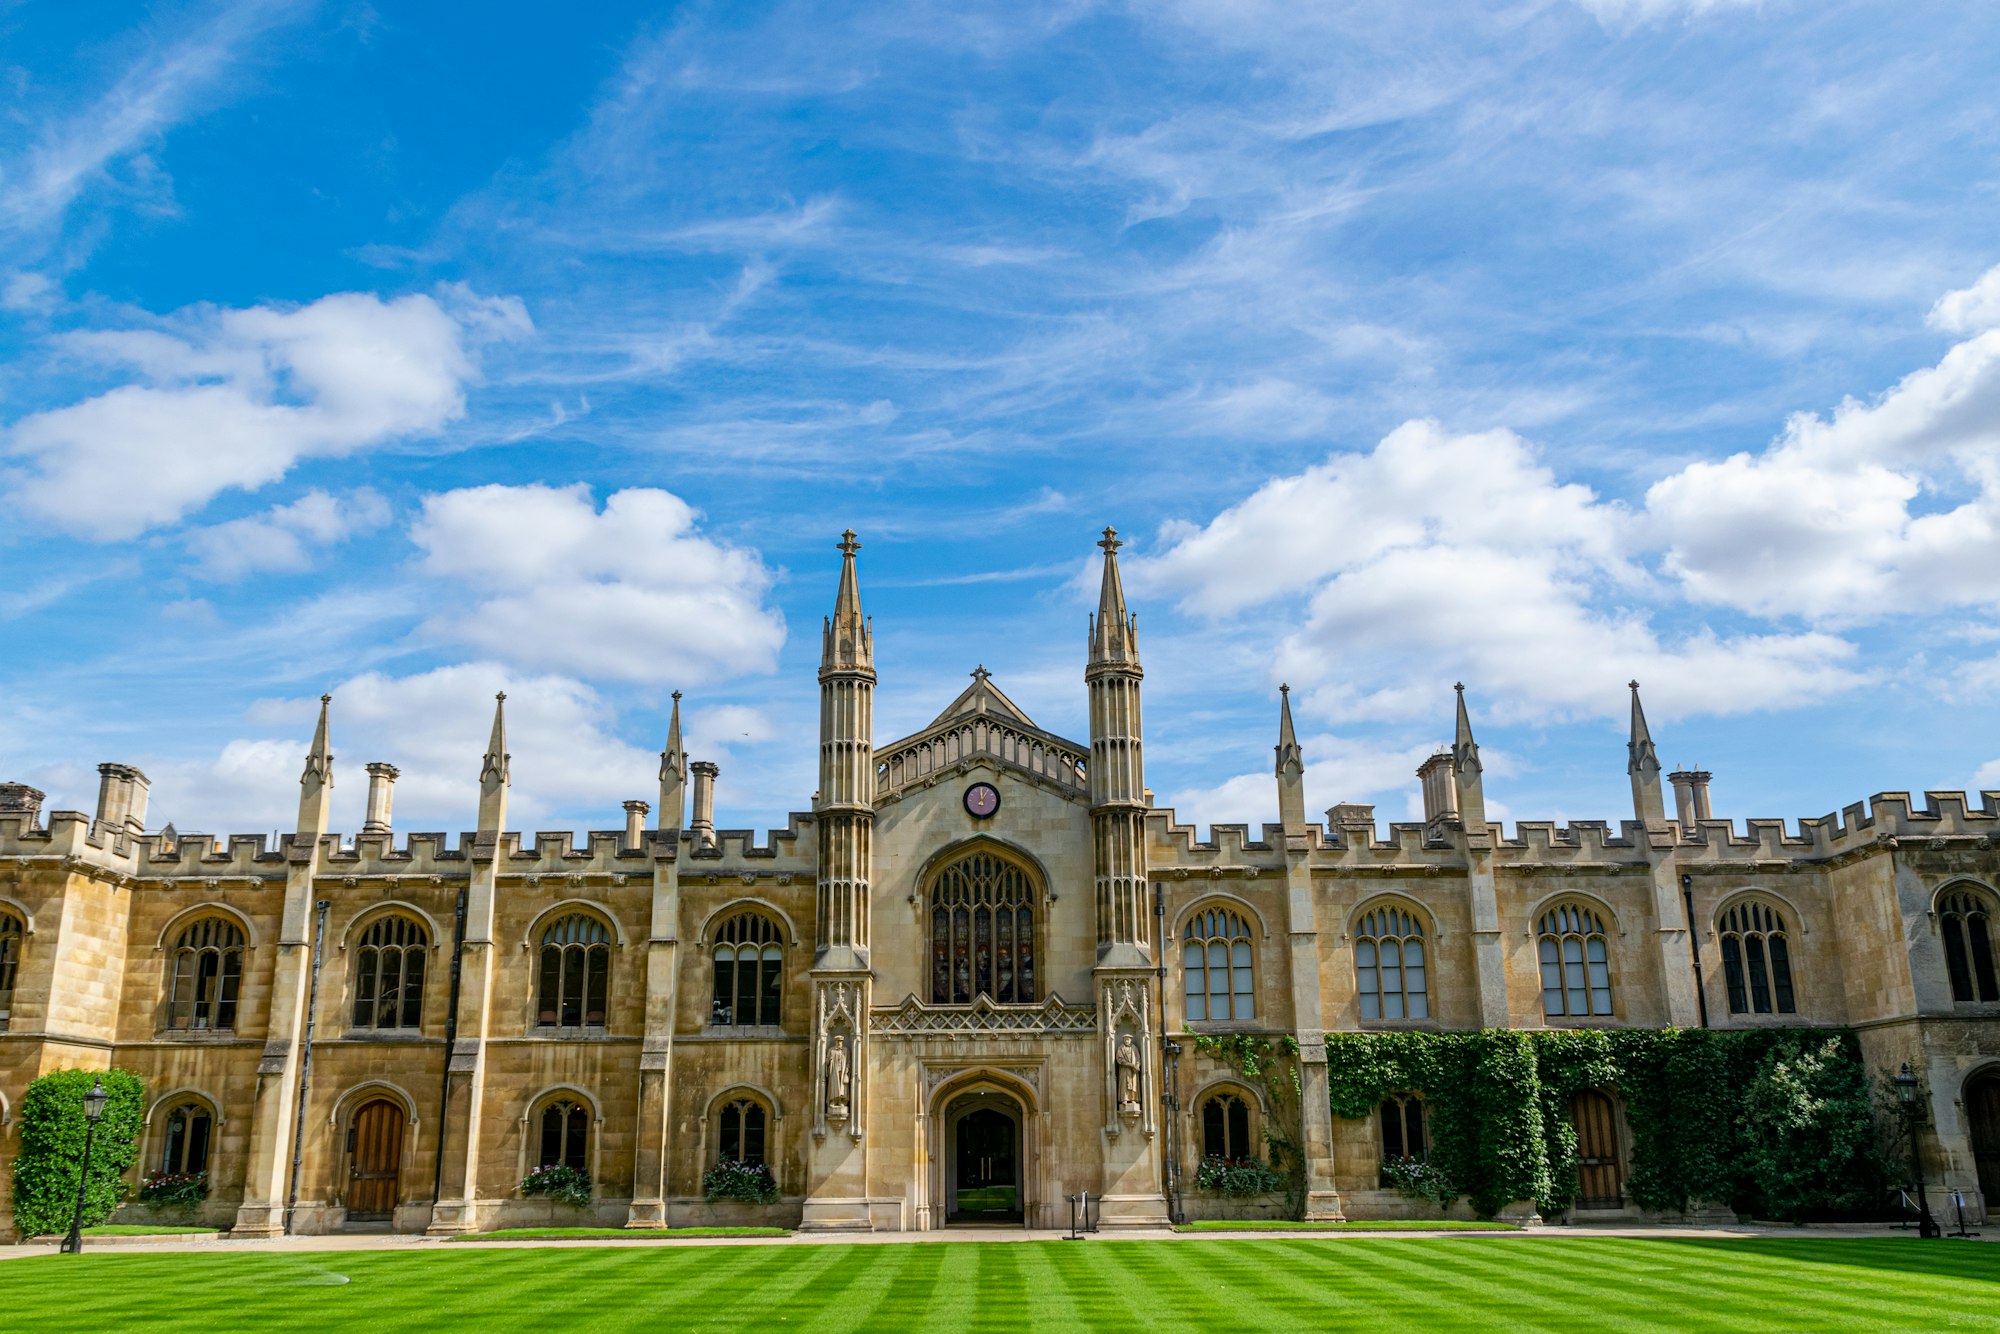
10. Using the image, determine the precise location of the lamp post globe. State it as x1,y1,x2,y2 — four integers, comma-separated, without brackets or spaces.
60,1076,110,1255
1895,1064,1941,1240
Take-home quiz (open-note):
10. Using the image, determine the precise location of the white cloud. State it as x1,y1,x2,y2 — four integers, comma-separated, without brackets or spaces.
4,287,530,540
409,483,785,686
1930,264,2000,335
1571,0,1764,28
185,488,391,580
1977,759,2000,792
1163,731,1441,829
1130,419,1862,724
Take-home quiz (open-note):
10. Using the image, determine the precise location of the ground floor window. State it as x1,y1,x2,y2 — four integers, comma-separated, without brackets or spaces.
1200,1091,1252,1161
539,1099,589,1173
718,1097,767,1167
160,1101,213,1175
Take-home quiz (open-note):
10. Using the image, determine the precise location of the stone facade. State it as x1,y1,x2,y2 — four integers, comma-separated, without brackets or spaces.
2,529,1998,1235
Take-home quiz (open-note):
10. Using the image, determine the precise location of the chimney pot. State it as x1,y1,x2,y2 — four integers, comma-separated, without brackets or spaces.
689,761,719,850
94,763,150,834
622,799,650,851
363,762,400,836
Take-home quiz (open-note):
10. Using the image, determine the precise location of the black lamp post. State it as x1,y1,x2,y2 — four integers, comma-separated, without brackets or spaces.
1893,1064,1941,1240
60,1077,111,1254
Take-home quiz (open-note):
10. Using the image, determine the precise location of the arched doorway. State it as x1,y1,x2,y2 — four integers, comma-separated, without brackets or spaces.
942,1088,1024,1224
1969,1070,2000,1210
346,1099,406,1221
1570,1089,1623,1210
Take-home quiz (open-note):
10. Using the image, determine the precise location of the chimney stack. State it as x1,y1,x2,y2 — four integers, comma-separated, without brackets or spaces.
1328,802,1376,844
1667,768,1713,828
363,762,400,835
95,763,150,833
690,761,719,850
623,799,650,851
0,784,46,829
1417,751,1459,833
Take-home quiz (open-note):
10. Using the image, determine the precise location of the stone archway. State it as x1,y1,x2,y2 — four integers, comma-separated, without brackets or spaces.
924,1070,1042,1229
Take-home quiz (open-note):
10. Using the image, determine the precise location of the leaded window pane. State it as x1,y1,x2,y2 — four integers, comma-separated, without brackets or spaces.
1746,936,1772,1014
1769,934,1795,1014
1721,935,1747,1014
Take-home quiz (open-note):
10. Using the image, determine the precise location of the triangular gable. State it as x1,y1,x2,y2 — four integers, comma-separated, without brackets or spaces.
926,667,1037,731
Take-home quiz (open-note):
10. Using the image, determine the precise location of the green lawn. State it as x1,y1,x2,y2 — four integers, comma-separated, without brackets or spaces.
0,1237,1994,1331
451,1227,789,1241
1177,1219,1519,1232
80,1225,218,1237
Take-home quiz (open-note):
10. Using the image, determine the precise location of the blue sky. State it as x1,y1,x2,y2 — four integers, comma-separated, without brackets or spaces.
3,0,1999,841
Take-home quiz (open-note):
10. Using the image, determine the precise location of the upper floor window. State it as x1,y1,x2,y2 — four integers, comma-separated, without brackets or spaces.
1719,901,1795,1015
1183,907,1255,1023
1942,888,2000,1003
1200,1090,1253,1160
353,915,427,1030
160,1099,214,1176
712,912,782,1026
1537,903,1612,1019
168,918,245,1031
537,914,610,1028
0,910,21,1028
1355,905,1428,1021
717,1096,768,1167
539,1098,589,1173
928,853,1036,1004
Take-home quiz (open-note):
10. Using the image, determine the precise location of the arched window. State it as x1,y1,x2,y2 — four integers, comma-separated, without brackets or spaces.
159,1100,214,1176
352,915,428,1030
1378,1094,1427,1184
0,910,21,1029
717,1097,768,1167
928,853,1036,1004
1942,888,2000,1003
1537,903,1612,1018
1183,907,1255,1022
711,912,783,1026
538,1098,589,1172
1718,901,1796,1015
537,914,610,1028
1200,1091,1252,1161
167,918,245,1031
1355,905,1428,1021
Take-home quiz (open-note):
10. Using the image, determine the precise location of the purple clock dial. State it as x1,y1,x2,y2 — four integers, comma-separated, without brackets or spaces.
964,783,1000,818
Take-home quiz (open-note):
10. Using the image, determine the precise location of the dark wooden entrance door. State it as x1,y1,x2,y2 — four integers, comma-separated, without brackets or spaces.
954,1108,1019,1219
1970,1073,2000,1207
348,1100,405,1218
1571,1090,1622,1210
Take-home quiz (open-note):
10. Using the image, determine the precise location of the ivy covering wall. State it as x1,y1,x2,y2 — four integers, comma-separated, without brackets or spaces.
10,1068,146,1237
1325,1028,1890,1220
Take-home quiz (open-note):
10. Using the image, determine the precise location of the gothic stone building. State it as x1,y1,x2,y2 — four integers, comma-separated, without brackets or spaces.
1,530,1998,1236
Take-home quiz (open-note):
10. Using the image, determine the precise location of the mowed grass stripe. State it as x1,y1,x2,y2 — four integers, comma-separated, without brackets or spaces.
2,1238,1997,1332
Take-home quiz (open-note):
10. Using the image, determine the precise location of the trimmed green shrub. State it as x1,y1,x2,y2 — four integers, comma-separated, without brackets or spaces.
1740,1036,1890,1221
10,1068,145,1237
520,1164,592,1210
703,1160,778,1204
1195,1154,1284,1196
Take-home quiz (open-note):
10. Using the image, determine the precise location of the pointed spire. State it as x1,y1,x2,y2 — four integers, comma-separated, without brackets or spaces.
1626,680,1659,777
1275,684,1306,831
658,690,686,831
478,691,510,833
821,529,874,674
296,693,333,835
1627,679,1666,827
1275,684,1301,772
1452,682,1482,776
1088,526,1140,670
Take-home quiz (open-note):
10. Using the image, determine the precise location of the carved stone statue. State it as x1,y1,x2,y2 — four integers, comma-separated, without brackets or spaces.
827,1033,851,1116
1115,1031,1142,1115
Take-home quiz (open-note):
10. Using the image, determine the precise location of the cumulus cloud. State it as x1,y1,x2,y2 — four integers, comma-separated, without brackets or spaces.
150,662,661,836
184,488,391,580
1930,264,2000,335
409,483,785,685
4,286,530,539
1163,731,1443,829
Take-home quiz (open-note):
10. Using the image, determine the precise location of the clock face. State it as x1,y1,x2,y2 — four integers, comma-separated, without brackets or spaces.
964,782,1000,819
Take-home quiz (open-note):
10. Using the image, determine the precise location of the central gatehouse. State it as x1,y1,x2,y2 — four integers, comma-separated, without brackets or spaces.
1,529,1998,1235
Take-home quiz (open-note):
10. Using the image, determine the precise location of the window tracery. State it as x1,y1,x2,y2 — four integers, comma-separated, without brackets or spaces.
712,912,783,1026
1718,900,1796,1015
1354,905,1428,1021
1942,887,2000,1003
1183,907,1255,1022
167,917,245,1031
352,914,427,1030
928,853,1036,1004
537,914,610,1028
1537,903,1612,1018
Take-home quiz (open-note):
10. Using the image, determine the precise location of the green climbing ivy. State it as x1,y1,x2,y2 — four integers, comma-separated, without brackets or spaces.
1324,1027,1887,1220
1193,1033,1306,1216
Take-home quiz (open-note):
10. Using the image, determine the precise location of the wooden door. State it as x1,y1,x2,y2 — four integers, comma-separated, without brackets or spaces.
348,1100,405,1217
1571,1090,1622,1210
1970,1074,2000,1206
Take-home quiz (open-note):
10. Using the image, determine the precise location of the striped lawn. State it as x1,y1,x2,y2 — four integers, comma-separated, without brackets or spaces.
1,1237,1995,1331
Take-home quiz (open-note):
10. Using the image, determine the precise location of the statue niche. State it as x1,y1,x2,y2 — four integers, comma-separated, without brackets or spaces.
827,1033,852,1122
1115,1030,1142,1117
928,851,1037,1004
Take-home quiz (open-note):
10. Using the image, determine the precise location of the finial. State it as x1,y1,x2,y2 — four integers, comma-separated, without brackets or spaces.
838,529,860,557
1098,526,1121,554
496,691,507,703
672,689,682,701
321,693,331,705
1280,682,1289,695
1454,681,1464,693
1628,679,1639,691
971,665,991,682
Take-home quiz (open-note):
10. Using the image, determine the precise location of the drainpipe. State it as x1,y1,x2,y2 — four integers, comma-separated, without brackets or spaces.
1681,874,1709,1029
433,888,468,1205
286,899,331,1234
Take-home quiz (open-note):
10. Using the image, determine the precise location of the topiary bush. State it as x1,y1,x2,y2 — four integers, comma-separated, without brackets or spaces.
10,1068,145,1237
